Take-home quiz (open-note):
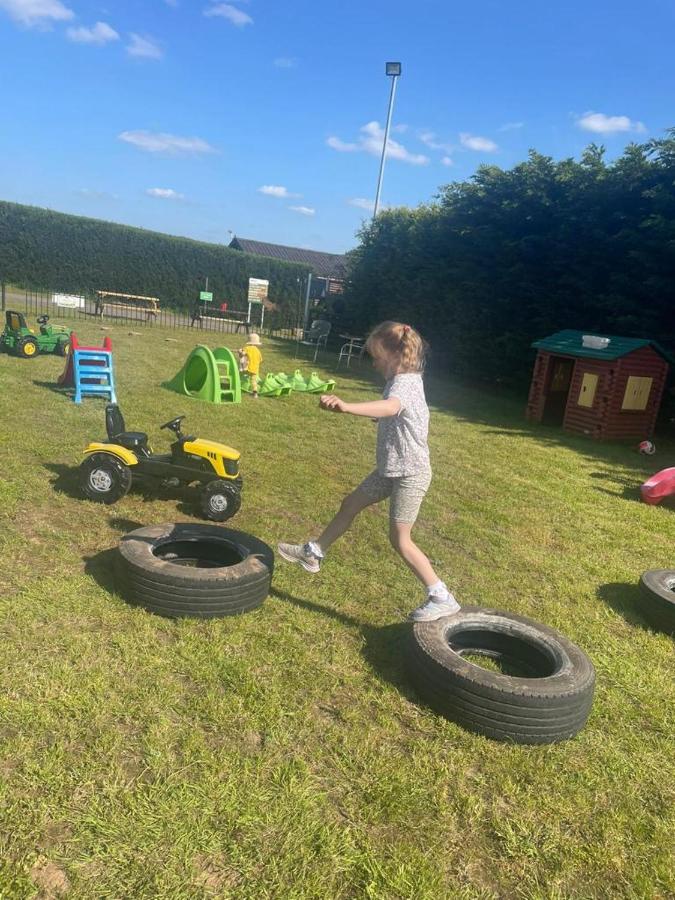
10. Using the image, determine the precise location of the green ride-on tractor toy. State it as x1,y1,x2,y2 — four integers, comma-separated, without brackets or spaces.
80,405,243,522
0,310,71,358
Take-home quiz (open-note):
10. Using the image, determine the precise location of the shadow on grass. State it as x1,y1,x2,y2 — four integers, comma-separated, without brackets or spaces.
596,582,655,632
271,588,419,702
108,516,146,533
44,462,81,499
32,379,72,398
84,546,124,598
587,471,644,502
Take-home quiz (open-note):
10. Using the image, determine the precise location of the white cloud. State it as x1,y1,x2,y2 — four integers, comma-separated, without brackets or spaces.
118,130,217,155
146,187,184,200
0,0,73,26
258,185,299,198
441,156,453,167
273,56,296,68
576,111,646,135
328,121,429,166
418,130,453,153
127,33,163,59
204,3,253,26
459,132,498,152
348,197,374,212
66,21,119,44
290,205,314,216
326,136,359,152
498,121,524,132
360,121,429,165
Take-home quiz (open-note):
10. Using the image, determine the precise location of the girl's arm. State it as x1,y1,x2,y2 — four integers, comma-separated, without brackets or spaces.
320,394,400,418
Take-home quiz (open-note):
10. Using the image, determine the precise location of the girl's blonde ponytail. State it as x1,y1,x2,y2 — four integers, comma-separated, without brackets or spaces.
365,321,427,373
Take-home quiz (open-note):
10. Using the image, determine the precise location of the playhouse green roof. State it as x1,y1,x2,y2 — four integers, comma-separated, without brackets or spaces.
531,330,675,364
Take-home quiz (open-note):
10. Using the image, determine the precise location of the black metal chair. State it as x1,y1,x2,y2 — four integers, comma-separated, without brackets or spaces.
299,320,331,362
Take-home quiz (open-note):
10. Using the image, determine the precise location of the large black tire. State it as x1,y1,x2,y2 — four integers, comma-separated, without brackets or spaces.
199,480,242,522
117,522,273,619
409,607,595,744
80,453,132,504
55,338,70,357
17,336,39,358
638,570,675,635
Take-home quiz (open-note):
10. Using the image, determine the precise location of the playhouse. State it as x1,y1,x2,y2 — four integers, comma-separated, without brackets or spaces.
526,330,673,440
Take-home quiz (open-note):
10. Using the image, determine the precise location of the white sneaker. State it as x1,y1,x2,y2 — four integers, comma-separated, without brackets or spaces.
277,542,322,574
408,593,461,622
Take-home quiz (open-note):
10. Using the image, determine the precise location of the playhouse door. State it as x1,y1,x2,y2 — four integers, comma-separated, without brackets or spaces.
542,357,574,425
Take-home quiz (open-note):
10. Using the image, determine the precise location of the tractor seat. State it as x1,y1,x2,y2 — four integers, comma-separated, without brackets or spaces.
109,431,148,450
105,403,149,452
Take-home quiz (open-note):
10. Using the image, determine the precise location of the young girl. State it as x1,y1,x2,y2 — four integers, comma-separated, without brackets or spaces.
278,320,461,621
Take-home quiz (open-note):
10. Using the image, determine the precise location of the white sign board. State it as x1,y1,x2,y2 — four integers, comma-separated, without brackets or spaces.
247,278,269,304
52,292,85,309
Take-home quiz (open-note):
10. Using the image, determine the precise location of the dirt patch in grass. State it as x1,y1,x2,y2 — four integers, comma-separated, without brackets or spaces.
37,821,74,852
193,853,243,895
30,857,71,897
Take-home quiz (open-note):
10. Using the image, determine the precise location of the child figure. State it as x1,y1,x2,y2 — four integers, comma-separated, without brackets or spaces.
240,332,262,398
278,320,461,621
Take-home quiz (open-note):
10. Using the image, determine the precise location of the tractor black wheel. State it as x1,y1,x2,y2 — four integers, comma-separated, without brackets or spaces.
17,336,39,358
80,453,132,504
56,338,70,357
199,480,242,522
638,570,675,635
117,522,273,618
408,607,595,744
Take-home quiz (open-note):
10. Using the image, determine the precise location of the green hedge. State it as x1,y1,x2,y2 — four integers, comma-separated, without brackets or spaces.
343,133,675,385
0,201,310,312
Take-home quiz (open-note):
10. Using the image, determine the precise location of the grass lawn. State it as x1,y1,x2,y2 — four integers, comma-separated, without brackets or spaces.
0,317,673,899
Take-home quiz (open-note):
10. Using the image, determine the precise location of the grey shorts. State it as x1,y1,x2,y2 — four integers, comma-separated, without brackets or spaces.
356,469,432,524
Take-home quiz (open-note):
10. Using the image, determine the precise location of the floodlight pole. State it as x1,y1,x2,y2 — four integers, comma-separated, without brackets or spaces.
373,62,401,218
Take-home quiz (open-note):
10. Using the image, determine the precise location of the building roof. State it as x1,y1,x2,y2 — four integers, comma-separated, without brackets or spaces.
229,237,347,279
532,330,675,364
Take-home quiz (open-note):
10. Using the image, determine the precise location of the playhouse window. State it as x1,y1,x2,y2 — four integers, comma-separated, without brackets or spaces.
578,373,598,408
621,376,653,411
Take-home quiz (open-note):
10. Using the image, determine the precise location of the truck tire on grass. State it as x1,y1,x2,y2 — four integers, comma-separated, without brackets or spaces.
56,339,70,357
18,336,39,358
409,607,595,744
117,522,273,618
80,453,132,504
200,480,242,522
638,570,675,635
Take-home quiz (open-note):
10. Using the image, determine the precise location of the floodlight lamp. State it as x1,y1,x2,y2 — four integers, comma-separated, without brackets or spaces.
385,62,401,76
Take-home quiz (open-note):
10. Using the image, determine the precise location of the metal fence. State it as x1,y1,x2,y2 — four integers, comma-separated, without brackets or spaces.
0,283,304,342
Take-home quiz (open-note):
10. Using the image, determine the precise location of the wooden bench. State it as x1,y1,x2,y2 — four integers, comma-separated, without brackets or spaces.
95,291,160,323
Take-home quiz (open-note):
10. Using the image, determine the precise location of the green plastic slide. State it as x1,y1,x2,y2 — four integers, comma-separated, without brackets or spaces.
306,372,336,393
164,345,241,404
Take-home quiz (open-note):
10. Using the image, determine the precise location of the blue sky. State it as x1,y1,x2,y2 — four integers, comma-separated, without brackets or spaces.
0,0,673,253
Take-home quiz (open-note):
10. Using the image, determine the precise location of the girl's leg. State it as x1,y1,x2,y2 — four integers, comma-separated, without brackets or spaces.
388,521,440,587
389,476,460,620
315,487,381,552
278,472,390,572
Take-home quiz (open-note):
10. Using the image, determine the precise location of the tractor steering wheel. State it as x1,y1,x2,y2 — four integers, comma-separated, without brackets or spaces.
160,415,186,436
37,315,49,325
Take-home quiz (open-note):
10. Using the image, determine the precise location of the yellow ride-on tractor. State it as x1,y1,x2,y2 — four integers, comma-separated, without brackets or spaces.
80,405,242,521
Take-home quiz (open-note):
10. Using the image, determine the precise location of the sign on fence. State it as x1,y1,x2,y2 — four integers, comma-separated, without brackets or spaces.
247,278,269,304
52,292,85,309
200,291,213,302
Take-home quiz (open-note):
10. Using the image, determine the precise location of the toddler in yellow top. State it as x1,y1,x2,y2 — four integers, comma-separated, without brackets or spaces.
240,332,263,398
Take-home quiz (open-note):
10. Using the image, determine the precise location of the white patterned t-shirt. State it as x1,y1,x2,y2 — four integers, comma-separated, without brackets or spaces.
376,373,431,477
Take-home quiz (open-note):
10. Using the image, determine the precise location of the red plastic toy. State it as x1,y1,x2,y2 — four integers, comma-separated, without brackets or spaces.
58,332,112,387
641,468,675,505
